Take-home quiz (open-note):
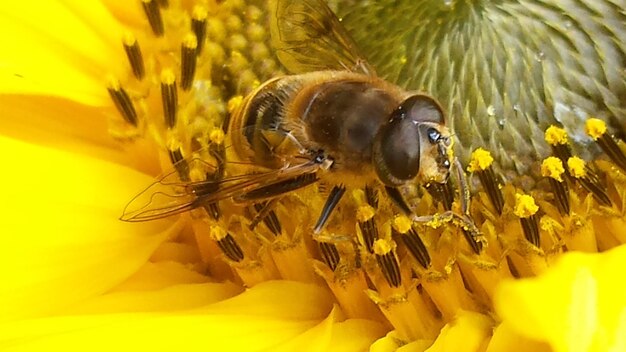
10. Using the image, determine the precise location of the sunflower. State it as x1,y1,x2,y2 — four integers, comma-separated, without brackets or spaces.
1,0,625,351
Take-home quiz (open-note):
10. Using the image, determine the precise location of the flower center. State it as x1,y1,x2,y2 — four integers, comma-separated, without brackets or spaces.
106,0,626,344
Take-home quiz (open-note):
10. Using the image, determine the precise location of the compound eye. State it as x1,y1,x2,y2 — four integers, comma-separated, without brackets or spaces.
373,116,421,186
427,128,440,144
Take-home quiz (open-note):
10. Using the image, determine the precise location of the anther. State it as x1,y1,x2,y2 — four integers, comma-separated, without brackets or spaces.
156,0,168,8
253,202,282,235
514,193,540,247
586,118,626,172
122,33,145,80
541,157,569,215
364,185,379,208
468,148,504,215
357,205,378,253
141,0,164,36
106,78,138,126
191,6,208,54
160,69,178,128
211,226,244,262
181,33,198,91
544,126,573,167
373,239,402,287
168,148,190,181
318,241,341,271
567,156,612,206
393,216,430,268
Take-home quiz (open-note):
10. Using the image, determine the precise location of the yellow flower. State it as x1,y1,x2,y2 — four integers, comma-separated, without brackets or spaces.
1,1,625,351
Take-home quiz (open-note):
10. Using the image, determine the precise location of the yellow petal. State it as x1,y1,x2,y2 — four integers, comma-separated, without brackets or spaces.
495,245,626,352
425,311,493,352
273,307,386,352
0,2,126,105
486,322,551,352
0,134,175,321
0,281,333,351
0,95,160,175
67,261,244,314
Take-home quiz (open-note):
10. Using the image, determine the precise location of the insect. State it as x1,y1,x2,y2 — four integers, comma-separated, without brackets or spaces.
122,0,478,244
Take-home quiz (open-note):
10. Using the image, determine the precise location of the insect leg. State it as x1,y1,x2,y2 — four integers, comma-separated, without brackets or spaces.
234,172,319,202
313,185,346,234
384,186,412,215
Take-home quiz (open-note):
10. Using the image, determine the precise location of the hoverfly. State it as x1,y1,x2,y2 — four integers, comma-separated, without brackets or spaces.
121,0,478,245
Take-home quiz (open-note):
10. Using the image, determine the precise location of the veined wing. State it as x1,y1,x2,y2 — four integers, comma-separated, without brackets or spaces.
120,157,321,222
268,0,374,75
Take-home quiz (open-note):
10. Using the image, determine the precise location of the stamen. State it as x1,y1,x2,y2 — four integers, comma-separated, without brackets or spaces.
586,118,626,172
541,157,569,215
122,33,145,80
168,148,190,181
160,69,178,128
191,6,208,54
364,185,379,208
157,0,168,8
106,78,138,126
393,215,430,268
318,241,340,271
567,156,612,206
253,202,282,235
357,204,378,253
373,239,402,287
513,193,540,247
181,33,198,91
141,0,164,36
211,226,245,262
468,148,504,215
544,125,573,167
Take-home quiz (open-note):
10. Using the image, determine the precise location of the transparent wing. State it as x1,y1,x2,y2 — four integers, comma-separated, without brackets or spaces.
120,156,321,222
269,0,375,75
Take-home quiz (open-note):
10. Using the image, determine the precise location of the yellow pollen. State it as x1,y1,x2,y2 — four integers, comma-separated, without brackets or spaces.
356,205,376,222
192,5,208,21
585,118,607,140
160,69,176,85
183,33,198,49
467,147,493,172
106,76,121,90
541,157,565,182
122,32,137,46
544,125,568,145
210,225,228,241
392,215,412,234
513,193,539,218
567,156,587,178
227,96,244,114
165,134,182,151
351,189,367,206
373,239,393,256
209,128,225,145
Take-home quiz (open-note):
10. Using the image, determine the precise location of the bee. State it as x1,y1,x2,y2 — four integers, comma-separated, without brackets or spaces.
122,0,477,242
